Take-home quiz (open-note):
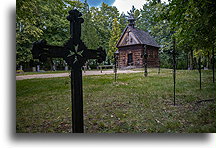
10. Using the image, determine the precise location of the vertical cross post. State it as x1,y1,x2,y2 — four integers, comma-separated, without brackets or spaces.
66,10,85,133
144,45,148,77
67,9,84,45
71,67,84,132
172,37,176,106
114,53,117,82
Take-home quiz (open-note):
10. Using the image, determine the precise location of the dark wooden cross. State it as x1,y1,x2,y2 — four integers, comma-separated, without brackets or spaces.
114,53,118,82
171,30,176,106
143,45,148,77
32,9,106,133
172,37,176,106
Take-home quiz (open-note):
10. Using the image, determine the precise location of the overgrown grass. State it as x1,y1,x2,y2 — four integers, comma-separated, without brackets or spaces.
16,69,216,133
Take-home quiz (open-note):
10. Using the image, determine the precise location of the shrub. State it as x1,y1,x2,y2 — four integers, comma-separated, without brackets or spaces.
16,70,24,74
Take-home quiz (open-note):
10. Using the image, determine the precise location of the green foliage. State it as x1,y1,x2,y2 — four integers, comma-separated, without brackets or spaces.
108,18,121,63
16,0,122,67
16,0,215,69
137,0,215,68
90,3,120,64
118,13,127,31
164,0,216,57
16,0,82,67
81,8,100,49
16,70,24,74
127,5,140,20
16,0,41,65
137,2,172,51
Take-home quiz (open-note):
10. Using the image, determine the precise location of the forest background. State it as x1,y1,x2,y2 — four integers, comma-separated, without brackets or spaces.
16,0,215,71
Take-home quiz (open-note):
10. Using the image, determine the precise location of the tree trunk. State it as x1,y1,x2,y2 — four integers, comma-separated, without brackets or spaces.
198,57,202,89
190,50,193,70
207,51,210,69
188,50,193,70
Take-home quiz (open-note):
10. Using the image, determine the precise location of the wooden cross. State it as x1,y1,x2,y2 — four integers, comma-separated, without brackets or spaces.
171,30,176,106
32,9,106,133
172,37,176,106
114,53,118,82
143,45,148,77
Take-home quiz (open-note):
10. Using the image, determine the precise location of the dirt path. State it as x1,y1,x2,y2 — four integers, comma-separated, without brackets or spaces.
16,70,143,80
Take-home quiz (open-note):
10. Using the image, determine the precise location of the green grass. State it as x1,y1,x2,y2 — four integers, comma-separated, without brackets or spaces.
16,69,216,133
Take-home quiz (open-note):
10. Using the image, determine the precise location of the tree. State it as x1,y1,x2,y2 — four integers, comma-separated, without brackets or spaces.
90,3,120,64
81,1,100,49
108,18,121,63
118,12,127,32
16,0,82,69
16,0,43,66
165,0,215,56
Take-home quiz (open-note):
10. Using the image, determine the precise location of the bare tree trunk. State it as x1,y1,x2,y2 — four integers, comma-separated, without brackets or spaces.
198,57,202,90
187,52,189,69
190,50,193,70
188,50,193,70
207,51,210,69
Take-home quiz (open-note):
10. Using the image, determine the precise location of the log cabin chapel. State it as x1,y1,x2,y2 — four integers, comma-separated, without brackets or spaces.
115,15,160,69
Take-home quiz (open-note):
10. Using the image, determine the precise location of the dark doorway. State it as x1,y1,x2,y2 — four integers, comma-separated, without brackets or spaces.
127,53,133,66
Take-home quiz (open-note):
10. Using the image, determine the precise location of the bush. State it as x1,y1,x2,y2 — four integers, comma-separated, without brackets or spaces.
16,70,24,74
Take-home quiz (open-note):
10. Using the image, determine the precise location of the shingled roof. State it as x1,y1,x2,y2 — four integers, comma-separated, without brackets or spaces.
116,26,160,48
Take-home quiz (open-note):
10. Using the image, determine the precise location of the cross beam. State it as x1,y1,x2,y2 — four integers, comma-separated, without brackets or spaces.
32,9,106,133
32,39,105,64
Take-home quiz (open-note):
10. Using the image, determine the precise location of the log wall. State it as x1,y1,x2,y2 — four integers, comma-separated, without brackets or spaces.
117,45,159,69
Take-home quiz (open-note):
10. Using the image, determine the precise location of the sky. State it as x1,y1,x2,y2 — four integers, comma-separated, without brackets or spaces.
0,1,215,148
112,0,147,14
80,0,148,14
80,0,168,14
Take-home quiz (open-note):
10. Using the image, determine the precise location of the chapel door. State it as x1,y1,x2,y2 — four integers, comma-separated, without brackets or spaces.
127,53,133,66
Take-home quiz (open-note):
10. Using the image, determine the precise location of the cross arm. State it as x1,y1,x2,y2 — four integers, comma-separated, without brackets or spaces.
32,39,65,62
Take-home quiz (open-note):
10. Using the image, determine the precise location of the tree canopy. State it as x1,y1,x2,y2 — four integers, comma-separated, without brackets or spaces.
16,0,215,70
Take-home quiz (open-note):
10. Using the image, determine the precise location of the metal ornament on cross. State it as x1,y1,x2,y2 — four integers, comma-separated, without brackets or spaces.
32,9,106,133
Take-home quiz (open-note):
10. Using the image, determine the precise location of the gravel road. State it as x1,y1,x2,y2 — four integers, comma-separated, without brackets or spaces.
16,70,143,80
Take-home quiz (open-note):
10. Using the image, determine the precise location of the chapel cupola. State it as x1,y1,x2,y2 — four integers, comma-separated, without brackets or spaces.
127,15,135,28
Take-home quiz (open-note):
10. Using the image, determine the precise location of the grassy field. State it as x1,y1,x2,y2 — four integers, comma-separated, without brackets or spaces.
16,69,216,133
